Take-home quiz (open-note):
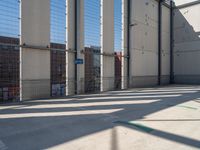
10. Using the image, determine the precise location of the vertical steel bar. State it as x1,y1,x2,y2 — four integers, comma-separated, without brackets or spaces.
158,0,163,85
127,0,130,88
75,0,78,94
170,0,174,84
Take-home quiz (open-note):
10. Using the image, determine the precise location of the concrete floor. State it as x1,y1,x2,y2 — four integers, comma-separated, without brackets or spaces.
0,85,200,150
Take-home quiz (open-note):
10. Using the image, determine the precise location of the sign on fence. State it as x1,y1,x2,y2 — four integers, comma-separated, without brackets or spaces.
75,59,84,64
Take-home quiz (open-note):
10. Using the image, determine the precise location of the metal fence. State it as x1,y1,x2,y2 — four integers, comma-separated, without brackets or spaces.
50,0,66,97
0,0,126,101
0,0,20,102
84,47,101,93
84,0,101,93
114,0,123,90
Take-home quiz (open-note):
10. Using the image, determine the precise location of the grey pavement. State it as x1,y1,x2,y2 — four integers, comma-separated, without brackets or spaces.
0,85,200,150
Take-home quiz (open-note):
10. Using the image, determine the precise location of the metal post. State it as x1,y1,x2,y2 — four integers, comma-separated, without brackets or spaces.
75,0,78,94
158,0,163,85
127,0,130,88
170,0,174,84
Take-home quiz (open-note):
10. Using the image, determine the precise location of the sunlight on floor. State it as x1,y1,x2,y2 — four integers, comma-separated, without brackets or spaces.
0,85,200,150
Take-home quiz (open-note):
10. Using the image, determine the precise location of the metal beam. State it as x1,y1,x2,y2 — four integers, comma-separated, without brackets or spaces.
74,0,78,94
127,0,130,88
163,2,171,9
170,1,174,84
158,0,163,85
174,0,200,9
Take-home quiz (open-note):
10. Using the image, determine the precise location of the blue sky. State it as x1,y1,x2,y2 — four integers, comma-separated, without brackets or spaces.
84,0,122,51
50,0,66,44
0,0,19,38
0,0,122,51
84,0,101,47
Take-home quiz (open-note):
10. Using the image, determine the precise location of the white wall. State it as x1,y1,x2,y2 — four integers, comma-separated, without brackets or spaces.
174,2,200,83
100,0,115,91
130,0,159,87
129,0,171,87
19,0,175,100
20,0,51,100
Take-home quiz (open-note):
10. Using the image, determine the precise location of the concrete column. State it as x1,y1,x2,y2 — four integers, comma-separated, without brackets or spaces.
20,0,50,100
130,0,159,87
161,4,171,84
100,0,115,92
66,0,75,95
66,0,84,95
121,0,128,89
76,0,85,94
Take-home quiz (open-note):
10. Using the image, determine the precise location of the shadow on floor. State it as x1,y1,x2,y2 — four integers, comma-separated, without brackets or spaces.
0,85,200,149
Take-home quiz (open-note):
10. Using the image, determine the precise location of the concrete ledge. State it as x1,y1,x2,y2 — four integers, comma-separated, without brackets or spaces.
21,79,50,100
101,77,115,92
161,75,170,85
121,76,128,89
175,75,200,84
66,78,75,95
130,76,158,88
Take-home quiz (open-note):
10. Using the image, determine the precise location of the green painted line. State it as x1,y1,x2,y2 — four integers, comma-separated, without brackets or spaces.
177,105,198,110
114,121,154,133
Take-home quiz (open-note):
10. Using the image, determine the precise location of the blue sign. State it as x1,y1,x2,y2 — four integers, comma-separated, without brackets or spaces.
75,59,84,64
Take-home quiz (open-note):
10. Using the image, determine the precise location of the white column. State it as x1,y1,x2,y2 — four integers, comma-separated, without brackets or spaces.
20,0,50,100
66,0,75,95
121,0,128,89
76,0,85,94
161,4,170,84
130,0,159,87
66,0,85,95
100,0,115,92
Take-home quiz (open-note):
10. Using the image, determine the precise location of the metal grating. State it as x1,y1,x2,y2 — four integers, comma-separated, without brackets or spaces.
84,0,101,93
114,0,122,89
50,0,66,97
0,0,20,102
50,0,66,44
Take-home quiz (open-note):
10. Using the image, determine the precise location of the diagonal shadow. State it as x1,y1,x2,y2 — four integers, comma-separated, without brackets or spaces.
115,121,200,149
0,86,200,150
